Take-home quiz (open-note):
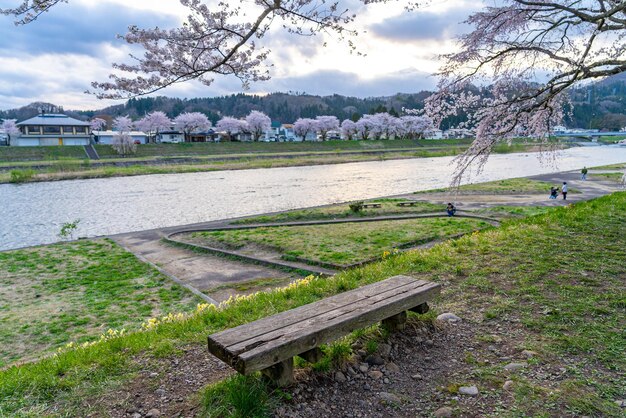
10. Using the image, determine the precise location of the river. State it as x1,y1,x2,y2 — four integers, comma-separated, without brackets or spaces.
1,146,625,251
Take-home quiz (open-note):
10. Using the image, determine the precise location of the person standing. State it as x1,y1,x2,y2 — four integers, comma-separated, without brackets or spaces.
581,167,588,180
562,182,568,200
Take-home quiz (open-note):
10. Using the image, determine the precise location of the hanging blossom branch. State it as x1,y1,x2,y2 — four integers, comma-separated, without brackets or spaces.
0,0,67,25
88,0,367,99
424,0,626,186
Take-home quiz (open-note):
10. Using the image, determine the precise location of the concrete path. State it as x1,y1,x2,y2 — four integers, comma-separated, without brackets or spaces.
112,230,297,303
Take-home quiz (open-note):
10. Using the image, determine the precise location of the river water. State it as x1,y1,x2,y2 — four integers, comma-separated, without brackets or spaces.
1,146,625,251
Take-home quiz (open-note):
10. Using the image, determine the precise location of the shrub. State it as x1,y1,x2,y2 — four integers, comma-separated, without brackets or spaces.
9,169,35,183
349,201,364,213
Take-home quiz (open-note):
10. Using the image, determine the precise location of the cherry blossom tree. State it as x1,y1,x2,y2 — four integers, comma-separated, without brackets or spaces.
368,113,400,140
0,0,67,25
1,120,20,145
245,110,271,141
425,1,626,184
173,112,211,142
89,118,107,132
293,118,318,141
315,115,340,141
216,117,247,141
136,111,171,143
112,116,136,155
341,119,358,140
399,115,433,140
355,115,375,140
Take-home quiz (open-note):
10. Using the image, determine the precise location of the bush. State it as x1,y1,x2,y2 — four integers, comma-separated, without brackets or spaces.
349,201,364,213
9,169,35,183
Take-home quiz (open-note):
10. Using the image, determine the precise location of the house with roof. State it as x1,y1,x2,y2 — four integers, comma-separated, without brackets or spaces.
93,130,149,145
14,114,91,146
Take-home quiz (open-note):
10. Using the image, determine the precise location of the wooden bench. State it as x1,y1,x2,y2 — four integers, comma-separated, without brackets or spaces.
362,203,382,208
397,201,419,207
207,275,440,386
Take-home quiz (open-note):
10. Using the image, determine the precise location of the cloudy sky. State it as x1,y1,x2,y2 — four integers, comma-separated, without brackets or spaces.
0,0,478,110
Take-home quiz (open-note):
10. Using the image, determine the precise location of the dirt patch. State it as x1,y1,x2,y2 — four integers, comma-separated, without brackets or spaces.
86,345,233,418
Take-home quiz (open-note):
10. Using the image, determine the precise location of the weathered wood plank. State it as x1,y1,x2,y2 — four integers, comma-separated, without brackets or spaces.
210,276,421,347
209,279,440,374
222,279,431,355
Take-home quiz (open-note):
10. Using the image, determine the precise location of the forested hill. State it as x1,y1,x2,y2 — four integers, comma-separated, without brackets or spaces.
2,73,625,129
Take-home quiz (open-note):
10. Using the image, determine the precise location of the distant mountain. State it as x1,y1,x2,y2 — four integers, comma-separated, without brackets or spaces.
2,74,625,129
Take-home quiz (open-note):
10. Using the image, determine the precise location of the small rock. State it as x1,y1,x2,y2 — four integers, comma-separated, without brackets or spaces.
383,378,390,384
434,406,454,418
411,373,422,380
365,355,385,366
359,363,370,373
437,313,461,323
347,366,358,377
155,389,166,397
458,386,479,396
425,339,434,346
504,362,528,371
131,414,141,418
369,370,384,380
503,380,514,390
335,371,347,383
487,345,498,352
386,362,400,373
378,343,392,357
149,372,158,378
615,400,625,408
521,350,537,359
145,409,161,418
378,392,401,404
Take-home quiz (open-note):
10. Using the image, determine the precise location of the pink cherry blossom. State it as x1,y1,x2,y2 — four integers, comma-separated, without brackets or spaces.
245,111,271,141
173,112,211,142
293,118,318,141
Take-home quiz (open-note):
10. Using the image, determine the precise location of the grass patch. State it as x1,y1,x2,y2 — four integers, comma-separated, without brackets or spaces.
0,194,624,416
233,199,443,224
0,239,200,367
191,217,490,266
415,177,578,194
591,162,626,170
592,172,625,182
475,205,556,219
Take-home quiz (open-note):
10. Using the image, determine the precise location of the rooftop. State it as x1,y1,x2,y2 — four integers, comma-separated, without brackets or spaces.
17,114,90,127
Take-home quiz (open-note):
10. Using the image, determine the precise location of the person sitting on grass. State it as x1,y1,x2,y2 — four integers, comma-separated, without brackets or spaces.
550,186,558,199
446,203,456,216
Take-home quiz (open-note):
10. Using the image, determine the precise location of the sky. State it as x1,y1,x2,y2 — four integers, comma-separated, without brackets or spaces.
0,0,479,111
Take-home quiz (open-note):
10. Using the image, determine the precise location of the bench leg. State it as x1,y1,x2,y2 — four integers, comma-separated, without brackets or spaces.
410,302,430,315
382,311,407,332
298,347,323,363
261,357,294,387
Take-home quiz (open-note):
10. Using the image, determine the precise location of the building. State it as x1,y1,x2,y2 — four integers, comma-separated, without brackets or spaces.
93,130,149,145
14,114,91,146
424,129,443,140
157,131,185,143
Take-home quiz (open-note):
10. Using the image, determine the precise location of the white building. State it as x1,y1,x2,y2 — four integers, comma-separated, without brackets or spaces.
93,130,148,145
14,114,91,146
157,131,185,143
424,129,443,140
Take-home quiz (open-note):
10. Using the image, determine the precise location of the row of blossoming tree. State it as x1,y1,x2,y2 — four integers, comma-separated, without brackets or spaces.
4,0,624,179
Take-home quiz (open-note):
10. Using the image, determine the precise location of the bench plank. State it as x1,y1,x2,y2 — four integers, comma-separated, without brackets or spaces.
211,275,419,348
208,276,440,375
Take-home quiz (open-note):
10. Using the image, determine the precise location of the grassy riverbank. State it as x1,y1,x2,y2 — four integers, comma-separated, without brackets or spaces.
415,177,580,194
0,239,200,368
1,139,547,184
0,193,623,416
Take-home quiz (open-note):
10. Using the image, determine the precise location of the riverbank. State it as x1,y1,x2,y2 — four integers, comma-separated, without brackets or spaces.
0,139,547,184
1,192,623,416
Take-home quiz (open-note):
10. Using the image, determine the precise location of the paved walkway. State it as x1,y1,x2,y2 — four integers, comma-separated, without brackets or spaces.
113,169,624,303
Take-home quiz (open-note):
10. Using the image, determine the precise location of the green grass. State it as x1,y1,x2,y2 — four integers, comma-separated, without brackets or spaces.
475,205,556,218
591,162,626,170
191,217,490,266
0,239,200,367
416,177,579,194
233,199,443,224
0,194,624,416
593,172,625,182
0,146,87,162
